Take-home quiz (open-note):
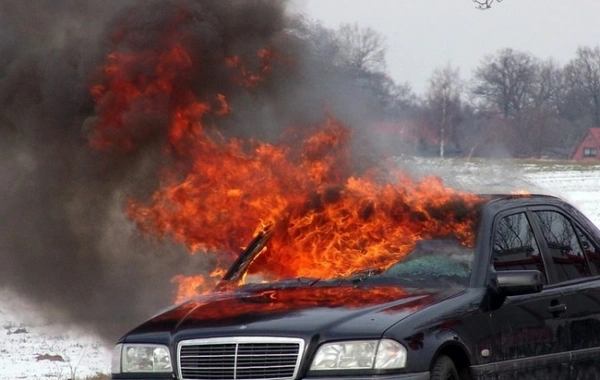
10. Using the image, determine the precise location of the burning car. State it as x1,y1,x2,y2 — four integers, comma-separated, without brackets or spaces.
110,193,600,380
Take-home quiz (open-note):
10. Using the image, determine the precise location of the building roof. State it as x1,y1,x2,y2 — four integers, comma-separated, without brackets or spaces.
589,127,600,143
571,127,600,159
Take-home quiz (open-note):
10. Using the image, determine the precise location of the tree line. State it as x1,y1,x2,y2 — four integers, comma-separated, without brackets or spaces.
299,19,600,159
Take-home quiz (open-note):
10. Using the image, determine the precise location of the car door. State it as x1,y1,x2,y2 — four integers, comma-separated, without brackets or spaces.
486,209,571,379
529,207,600,380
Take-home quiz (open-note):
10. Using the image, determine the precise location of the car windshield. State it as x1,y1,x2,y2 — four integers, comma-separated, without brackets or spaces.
231,238,476,289
223,200,484,290
379,239,474,287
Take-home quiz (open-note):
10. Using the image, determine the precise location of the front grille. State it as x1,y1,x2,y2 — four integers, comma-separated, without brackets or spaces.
178,337,305,380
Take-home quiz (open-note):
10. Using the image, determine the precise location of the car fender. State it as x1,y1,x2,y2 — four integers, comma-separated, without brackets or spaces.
384,327,472,373
429,331,473,370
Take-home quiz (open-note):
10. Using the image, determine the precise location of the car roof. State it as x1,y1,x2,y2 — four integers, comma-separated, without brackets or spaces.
478,193,570,215
481,193,563,205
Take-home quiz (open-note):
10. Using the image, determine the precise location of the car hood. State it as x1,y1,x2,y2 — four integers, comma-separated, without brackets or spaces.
124,284,464,342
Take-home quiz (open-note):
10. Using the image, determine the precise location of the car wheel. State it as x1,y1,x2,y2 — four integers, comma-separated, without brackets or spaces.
431,355,460,380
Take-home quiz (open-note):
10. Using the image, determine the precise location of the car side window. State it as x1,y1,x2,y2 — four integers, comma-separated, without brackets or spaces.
533,211,590,282
574,225,600,275
493,212,547,284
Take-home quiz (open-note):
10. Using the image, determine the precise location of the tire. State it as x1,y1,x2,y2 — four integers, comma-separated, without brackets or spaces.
431,355,460,380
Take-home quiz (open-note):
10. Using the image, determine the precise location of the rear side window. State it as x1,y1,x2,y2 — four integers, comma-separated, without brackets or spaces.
533,211,590,282
574,225,600,276
493,212,547,284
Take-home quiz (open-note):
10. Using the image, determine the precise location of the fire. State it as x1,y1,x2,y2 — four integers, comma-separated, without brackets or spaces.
90,42,197,152
171,275,209,303
225,48,280,88
90,24,484,303
172,267,231,303
244,175,481,283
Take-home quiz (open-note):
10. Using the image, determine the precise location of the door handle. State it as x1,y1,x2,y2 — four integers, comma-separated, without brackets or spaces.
548,304,567,314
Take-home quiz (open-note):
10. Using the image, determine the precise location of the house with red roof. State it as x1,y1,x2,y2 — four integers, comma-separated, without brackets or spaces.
571,127,600,160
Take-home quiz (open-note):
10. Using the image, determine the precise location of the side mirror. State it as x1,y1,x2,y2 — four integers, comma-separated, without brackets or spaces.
495,270,543,296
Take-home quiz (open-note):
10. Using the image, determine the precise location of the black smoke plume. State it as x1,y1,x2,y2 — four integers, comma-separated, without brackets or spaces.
0,0,384,342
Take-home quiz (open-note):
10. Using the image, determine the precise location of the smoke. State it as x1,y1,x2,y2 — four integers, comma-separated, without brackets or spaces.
0,0,388,343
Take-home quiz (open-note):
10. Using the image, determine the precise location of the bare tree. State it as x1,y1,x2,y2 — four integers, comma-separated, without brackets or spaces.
564,46,600,126
529,60,563,108
425,63,463,157
295,18,413,124
469,54,571,158
472,48,539,119
388,81,419,115
294,18,340,71
523,59,566,157
335,23,386,73
473,0,503,9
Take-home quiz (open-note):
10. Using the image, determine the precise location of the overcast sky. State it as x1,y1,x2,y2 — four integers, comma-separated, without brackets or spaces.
293,0,600,95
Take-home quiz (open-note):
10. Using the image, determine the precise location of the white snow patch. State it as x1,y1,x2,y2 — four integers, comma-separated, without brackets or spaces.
0,288,111,379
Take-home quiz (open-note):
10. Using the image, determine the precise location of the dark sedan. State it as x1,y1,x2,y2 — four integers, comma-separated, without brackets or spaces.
110,194,600,380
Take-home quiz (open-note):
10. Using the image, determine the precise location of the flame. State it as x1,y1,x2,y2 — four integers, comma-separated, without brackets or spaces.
90,43,198,152
171,275,210,303
90,27,484,303
511,189,531,195
225,48,281,87
246,175,482,282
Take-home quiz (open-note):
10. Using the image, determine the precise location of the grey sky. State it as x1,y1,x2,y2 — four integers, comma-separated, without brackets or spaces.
293,0,600,95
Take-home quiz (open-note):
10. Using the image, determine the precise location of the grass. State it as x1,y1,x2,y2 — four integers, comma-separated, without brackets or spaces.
82,374,110,380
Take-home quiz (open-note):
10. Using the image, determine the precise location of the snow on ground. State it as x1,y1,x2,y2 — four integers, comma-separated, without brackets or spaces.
0,287,111,379
2,158,600,379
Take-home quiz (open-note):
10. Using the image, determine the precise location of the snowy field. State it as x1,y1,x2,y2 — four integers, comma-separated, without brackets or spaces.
0,289,110,380
2,158,600,379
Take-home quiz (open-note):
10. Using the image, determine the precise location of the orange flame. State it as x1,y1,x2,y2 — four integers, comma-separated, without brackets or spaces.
90,34,484,303
225,48,280,87
511,189,531,195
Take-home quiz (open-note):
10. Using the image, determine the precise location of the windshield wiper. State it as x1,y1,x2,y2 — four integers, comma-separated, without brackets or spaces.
267,277,322,287
347,268,382,283
217,226,274,289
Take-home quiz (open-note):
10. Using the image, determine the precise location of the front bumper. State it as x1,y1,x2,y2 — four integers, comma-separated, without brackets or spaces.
112,373,431,380
306,372,430,380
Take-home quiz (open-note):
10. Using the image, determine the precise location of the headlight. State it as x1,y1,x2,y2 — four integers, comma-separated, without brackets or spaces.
310,339,407,371
111,343,173,374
